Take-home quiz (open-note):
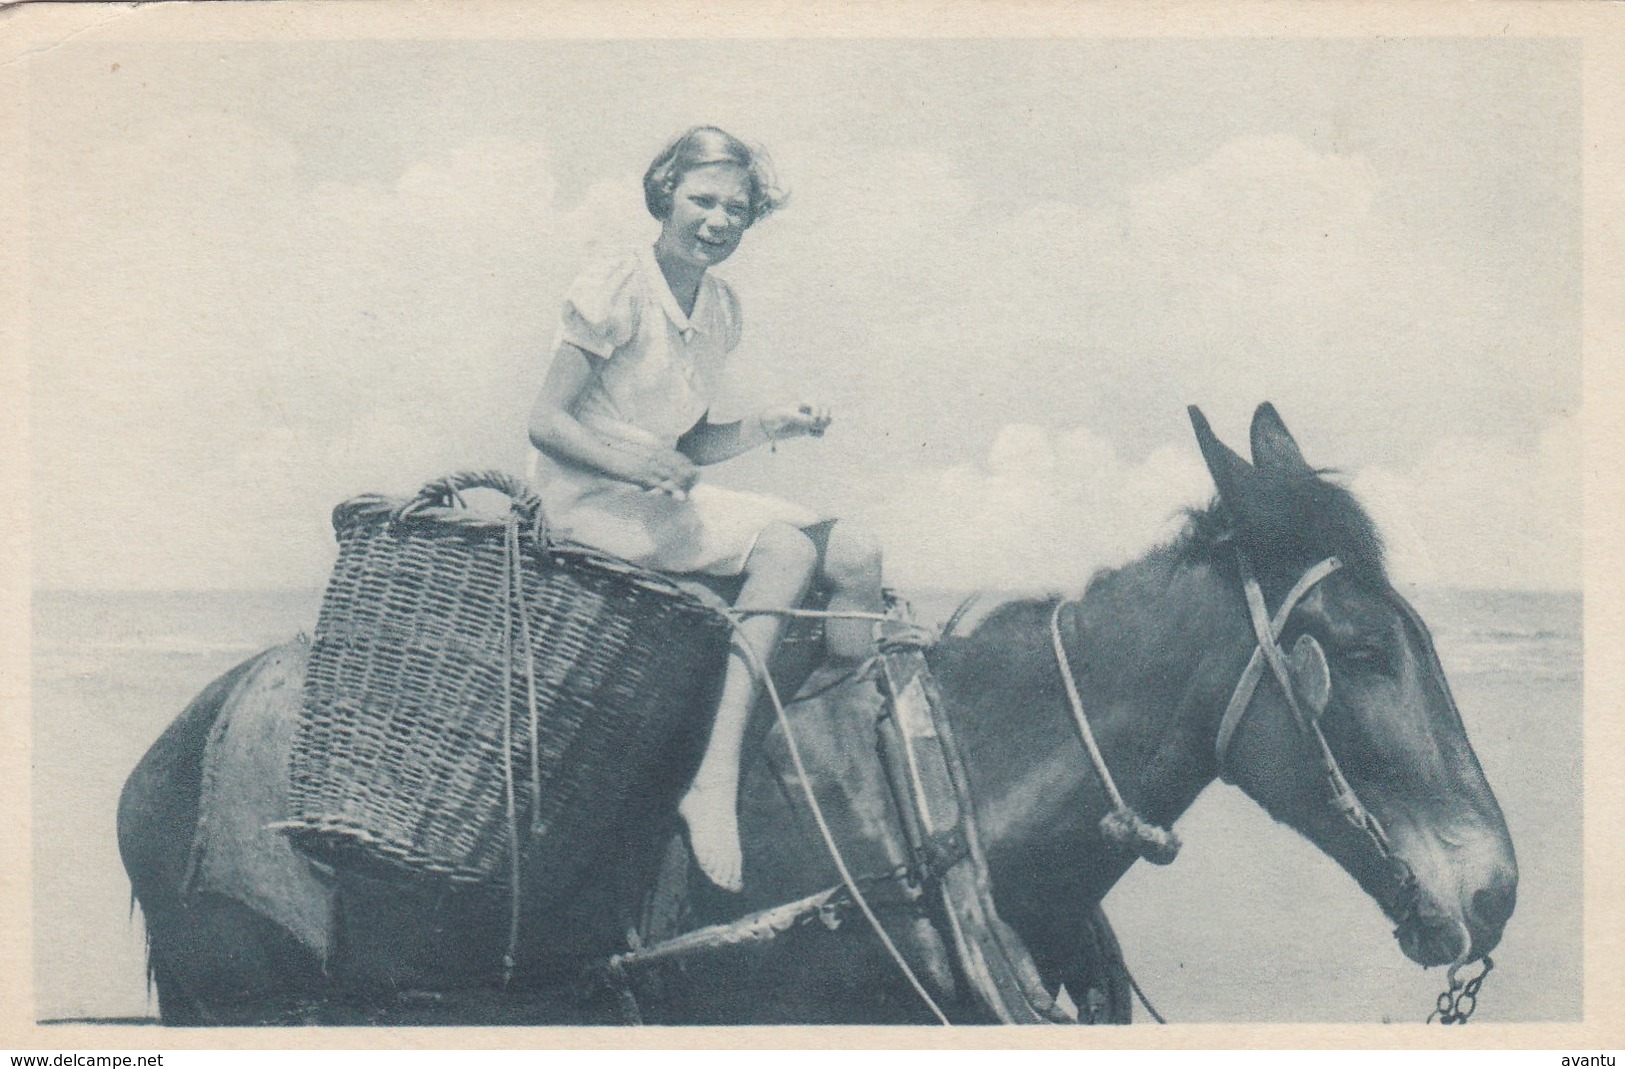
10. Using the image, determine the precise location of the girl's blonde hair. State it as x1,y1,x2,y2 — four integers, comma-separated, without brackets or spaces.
643,126,786,227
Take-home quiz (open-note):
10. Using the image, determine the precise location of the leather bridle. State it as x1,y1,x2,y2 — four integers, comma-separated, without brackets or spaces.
1214,556,1341,775
1216,555,1405,881
1053,554,1418,916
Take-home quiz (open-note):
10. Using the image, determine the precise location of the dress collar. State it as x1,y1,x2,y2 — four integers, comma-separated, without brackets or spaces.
638,244,709,340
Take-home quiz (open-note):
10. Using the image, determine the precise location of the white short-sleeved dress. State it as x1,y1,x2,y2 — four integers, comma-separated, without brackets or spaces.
530,246,820,577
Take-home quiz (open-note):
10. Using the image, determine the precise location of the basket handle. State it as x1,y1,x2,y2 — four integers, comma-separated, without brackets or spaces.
394,470,549,542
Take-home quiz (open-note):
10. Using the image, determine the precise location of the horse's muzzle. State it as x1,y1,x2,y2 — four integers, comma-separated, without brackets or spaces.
1394,860,1516,968
1396,909,1470,968
1465,874,1516,958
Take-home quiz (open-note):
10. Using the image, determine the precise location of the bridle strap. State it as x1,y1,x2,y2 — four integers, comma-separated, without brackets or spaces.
1214,556,1343,779
1219,555,1400,866
1051,551,1402,878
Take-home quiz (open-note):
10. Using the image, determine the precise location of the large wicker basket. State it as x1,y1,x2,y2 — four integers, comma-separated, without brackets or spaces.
282,471,733,887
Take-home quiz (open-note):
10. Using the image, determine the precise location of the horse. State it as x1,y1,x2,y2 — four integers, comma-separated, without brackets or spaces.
117,403,1516,1025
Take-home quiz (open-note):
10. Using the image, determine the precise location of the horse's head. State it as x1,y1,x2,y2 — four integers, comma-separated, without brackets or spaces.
1188,403,1517,968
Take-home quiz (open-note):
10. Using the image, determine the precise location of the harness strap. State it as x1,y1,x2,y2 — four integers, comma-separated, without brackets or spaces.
876,640,1074,1024
1214,556,1343,778
1049,602,1181,866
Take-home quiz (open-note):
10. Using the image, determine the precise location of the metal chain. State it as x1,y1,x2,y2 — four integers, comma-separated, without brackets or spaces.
1427,956,1493,1024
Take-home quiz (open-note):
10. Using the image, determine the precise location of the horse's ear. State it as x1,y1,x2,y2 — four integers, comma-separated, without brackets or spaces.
1189,405,1256,508
1249,402,1314,475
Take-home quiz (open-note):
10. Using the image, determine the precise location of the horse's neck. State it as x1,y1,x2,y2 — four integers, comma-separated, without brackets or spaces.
1079,556,1239,826
947,556,1237,904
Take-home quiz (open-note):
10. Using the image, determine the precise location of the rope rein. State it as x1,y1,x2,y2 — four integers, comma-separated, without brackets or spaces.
422,477,1143,1020
497,517,547,987
462,476,945,1012
755,598,1173,1022
722,623,954,1026
609,558,1473,1025
485,547,1398,1025
1126,968,1166,1024
511,526,544,832
482,536,945,1002
499,519,523,985
1049,601,1181,867
469,486,1418,1026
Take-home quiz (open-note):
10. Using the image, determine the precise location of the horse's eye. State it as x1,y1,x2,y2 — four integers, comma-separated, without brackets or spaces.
1338,644,1390,675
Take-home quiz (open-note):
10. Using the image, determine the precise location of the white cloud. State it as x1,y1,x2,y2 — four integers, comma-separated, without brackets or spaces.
746,132,1488,463
736,133,1578,592
858,423,1212,591
844,410,1581,593
30,115,1578,593
1351,412,1581,591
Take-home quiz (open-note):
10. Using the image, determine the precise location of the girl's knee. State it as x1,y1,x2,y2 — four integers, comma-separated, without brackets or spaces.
823,521,882,588
748,522,818,577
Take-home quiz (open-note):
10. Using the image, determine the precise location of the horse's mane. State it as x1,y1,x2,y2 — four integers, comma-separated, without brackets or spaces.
948,467,1389,647
1170,466,1388,593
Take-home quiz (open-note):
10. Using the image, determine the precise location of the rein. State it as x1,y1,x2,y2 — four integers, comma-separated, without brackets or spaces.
1050,554,1416,905
1049,553,1501,1024
722,612,954,1025
1048,603,1181,865
732,561,1445,1023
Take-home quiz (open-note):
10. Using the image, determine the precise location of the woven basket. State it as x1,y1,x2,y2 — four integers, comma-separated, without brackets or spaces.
283,470,734,886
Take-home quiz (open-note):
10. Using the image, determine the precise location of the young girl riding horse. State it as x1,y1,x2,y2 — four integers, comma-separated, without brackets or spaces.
528,126,886,892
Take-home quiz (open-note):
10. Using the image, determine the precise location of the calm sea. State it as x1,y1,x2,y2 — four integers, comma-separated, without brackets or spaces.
30,586,1581,1023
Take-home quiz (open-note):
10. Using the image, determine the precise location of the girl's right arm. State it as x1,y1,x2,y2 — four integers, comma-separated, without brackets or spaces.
528,343,698,495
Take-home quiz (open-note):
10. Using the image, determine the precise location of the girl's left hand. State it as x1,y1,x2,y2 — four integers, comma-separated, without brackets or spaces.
760,403,832,443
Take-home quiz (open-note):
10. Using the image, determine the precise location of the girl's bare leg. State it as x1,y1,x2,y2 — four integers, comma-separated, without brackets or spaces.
679,523,817,891
820,521,885,659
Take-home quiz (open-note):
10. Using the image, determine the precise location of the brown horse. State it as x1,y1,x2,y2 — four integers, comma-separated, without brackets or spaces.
117,403,1516,1024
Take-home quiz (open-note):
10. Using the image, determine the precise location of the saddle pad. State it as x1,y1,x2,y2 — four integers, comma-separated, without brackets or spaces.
187,639,333,959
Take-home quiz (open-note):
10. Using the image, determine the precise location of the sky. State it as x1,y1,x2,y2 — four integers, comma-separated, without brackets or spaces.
26,37,1581,591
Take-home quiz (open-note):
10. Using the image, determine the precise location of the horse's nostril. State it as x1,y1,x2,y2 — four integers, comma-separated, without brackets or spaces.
1399,913,1466,967
1471,882,1516,933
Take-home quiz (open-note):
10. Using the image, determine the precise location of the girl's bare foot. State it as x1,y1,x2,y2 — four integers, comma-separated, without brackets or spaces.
678,781,743,892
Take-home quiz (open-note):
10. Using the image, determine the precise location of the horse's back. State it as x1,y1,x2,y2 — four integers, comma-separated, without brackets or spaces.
118,645,287,896
118,642,327,1024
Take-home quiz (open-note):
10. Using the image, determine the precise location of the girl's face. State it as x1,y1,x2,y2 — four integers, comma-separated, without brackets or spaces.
658,162,753,270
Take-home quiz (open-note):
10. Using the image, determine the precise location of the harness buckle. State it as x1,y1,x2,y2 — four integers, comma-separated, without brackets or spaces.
918,827,970,881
